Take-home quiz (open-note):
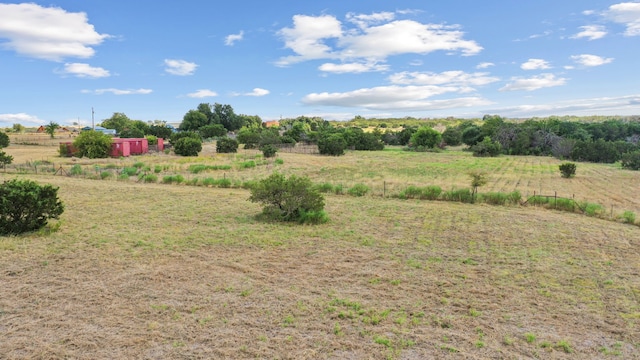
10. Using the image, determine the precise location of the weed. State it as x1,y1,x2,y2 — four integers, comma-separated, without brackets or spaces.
503,336,514,345
469,308,481,317
348,183,370,197
555,340,573,353
539,341,552,349
274,158,284,165
525,332,537,343
374,336,392,347
462,258,478,265
69,164,83,176
315,182,335,193
621,210,636,224
439,344,459,353
283,314,295,326
100,171,112,179
333,322,343,336
599,341,623,356
133,162,144,168
240,289,251,297
121,167,138,176
442,188,473,203
475,341,485,348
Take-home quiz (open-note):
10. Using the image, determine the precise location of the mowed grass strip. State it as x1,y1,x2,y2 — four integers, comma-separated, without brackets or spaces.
1,173,639,358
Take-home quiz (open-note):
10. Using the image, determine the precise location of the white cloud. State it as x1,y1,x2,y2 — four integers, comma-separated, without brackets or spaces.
476,62,494,69
225,31,244,46
0,3,109,61
571,54,614,67
346,11,395,29
0,113,44,127
583,10,596,16
319,62,389,73
302,85,492,111
500,73,567,91
232,88,270,97
164,59,198,76
604,2,640,36
82,88,152,95
389,70,499,87
276,13,481,66
488,94,640,116
571,25,607,40
187,89,218,98
60,63,110,78
521,58,551,70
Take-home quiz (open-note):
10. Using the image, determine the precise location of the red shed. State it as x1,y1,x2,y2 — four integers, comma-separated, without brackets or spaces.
157,138,164,152
110,140,130,157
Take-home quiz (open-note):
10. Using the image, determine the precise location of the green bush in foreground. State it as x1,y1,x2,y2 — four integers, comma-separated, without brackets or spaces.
0,179,64,235
249,173,327,223
174,137,202,156
73,130,112,159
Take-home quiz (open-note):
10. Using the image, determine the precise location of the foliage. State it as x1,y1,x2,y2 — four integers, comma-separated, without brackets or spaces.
145,135,158,145
148,124,173,139
408,127,442,150
0,151,13,168
559,162,577,178
471,136,502,157
442,127,462,146
199,124,227,139
399,185,442,200
249,173,326,223
69,164,83,176
318,133,347,156
44,121,60,138
216,137,239,153
73,130,112,158
621,210,636,224
180,110,208,131
461,125,482,146
260,144,278,158
174,137,203,156
101,112,132,133
620,151,640,170
441,188,474,203
0,131,9,148
12,123,25,133
347,183,370,197
0,179,64,235
118,127,144,138
468,171,488,199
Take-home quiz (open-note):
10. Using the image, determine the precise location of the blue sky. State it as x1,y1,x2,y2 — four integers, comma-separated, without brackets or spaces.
1,1,639,127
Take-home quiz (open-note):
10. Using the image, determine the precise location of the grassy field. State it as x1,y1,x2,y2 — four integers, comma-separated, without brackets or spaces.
1,144,639,359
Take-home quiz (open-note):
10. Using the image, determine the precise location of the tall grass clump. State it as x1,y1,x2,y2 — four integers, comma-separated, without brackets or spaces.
442,188,474,203
237,160,256,169
399,185,442,200
162,174,185,184
314,182,335,193
581,202,605,217
69,164,83,176
138,173,158,183
348,183,370,197
121,167,138,176
620,210,636,224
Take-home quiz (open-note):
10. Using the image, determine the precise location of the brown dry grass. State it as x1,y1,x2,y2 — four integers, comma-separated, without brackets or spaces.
1,169,639,359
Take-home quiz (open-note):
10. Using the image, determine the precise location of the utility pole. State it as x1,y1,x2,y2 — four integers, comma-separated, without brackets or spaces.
92,107,95,130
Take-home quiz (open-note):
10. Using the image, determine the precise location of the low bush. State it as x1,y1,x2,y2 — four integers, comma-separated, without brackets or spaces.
139,174,158,183
559,162,577,178
73,130,112,159
399,185,442,200
442,188,474,203
260,144,278,158
348,183,370,197
100,171,113,180
121,167,138,176
621,210,636,224
216,138,239,153
0,179,64,235
315,182,335,193
249,173,326,223
69,164,83,176
174,137,202,156
620,151,640,170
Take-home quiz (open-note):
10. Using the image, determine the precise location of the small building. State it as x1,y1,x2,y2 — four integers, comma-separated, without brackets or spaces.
263,120,280,128
81,126,116,135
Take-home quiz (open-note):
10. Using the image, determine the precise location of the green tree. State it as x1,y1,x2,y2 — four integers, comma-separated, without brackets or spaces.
0,132,9,148
216,137,239,153
442,126,462,146
174,137,203,156
462,125,482,146
44,121,60,139
180,110,208,131
73,130,112,158
409,126,442,150
148,125,173,139
468,171,488,200
249,173,326,223
118,127,144,138
0,179,64,235
0,151,13,168
199,124,227,139
212,103,243,131
12,123,25,133
471,136,502,157
101,112,131,133
318,133,347,156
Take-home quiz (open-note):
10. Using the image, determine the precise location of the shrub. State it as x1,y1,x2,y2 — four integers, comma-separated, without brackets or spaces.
275,158,284,165
199,124,227,139
409,127,442,150
442,188,474,203
121,167,138,176
621,210,636,224
217,138,239,153
314,182,335,193
471,136,502,157
0,151,14,168
169,131,201,145
100,171,113,180
174,137,203,156
145,135,158,145
559,162,577,178
133,161,145,168
73,130,112,158
261,144,278,158
0,131,9,148
620,151,640,170
119,127,144,138
348,183,369,197
139,174,158,183
0,179,64,235
318,133,347,156
399,185,442,200
69,164,83,176
249,173,326,223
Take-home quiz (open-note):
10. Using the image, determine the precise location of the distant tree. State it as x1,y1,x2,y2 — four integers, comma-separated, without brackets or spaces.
212,103,243,131
621,151,640,170
0,151,13,168
73,130,112,158
216,137,239,153
12,123,25,133
199,124,227,139
148,125,173,139
197,103,215,123
118,127,144,138
471,136,502,157
101,113,131,133
468,170,488,201
462,125,482,146
44,121,60,139
0,132,9,148
442,126,462,146
180,110,208,132
318,133,347,156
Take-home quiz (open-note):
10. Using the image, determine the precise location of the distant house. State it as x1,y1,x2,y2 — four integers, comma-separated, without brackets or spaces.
263,120,280,128
81,126,116,135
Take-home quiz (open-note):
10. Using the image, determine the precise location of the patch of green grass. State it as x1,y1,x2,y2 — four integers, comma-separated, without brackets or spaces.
348,183,370,197
555,340,573,353
525,332,537,343
373,335,391,347
283,314,295,327
469,308,481,317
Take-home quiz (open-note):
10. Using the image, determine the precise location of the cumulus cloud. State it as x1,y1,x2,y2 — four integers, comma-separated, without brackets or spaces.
0,113,44,127
521,58,551,70
302,85,492,111
276,12,481,69
60,63,110,78
232,88,270,97
0,3,109,61
500,73,567,91
319,62,389,73
187,89,218,98
604,2,640,36
571,25,607,40
571,54,614,67
164,59,198,76
389,70,499,87
225,31,244,46
82,88,152,95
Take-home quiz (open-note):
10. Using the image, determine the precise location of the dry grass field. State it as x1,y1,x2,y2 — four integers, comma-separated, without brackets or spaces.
1,143,639,359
